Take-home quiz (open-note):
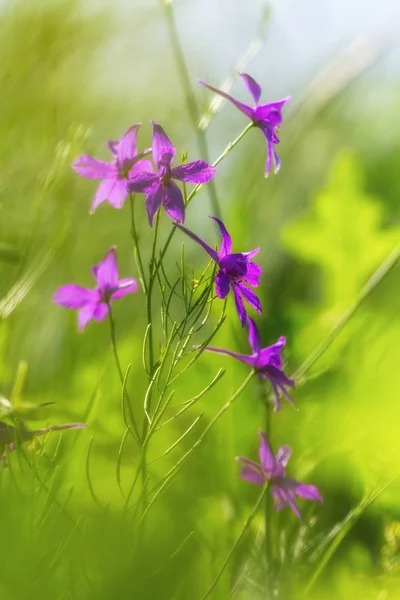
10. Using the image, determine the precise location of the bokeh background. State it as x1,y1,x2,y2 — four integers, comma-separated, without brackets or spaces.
1,0,400,598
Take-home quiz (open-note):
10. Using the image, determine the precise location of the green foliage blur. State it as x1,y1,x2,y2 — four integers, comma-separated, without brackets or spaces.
1,0,399,598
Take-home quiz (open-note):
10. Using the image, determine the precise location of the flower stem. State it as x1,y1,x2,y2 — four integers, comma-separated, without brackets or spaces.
259,379,274,598
107,307,140,443
129,194,148,294
163,0,222,220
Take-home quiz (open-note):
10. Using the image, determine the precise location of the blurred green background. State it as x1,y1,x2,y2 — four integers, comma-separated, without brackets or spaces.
1,0,400,598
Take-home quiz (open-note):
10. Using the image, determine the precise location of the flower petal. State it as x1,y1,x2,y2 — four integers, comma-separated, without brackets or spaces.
93,302,109,322
90,179,115,214
172,160,216,184
128,172,159,194
236,460,265,485
244,262,262,287
232,285,247,327
116,123,140,166
237,282,262,314
209,216,232,258
291,480,323,504
174,223,220,263
204,345,256,367
53,285,96,309
258,431,275,476
239,72,262,105
199,81,255,119
271,485,288,511
286,487,302,518
92,247,119,289
257,337,286,369
215,270,230,299
145,184,164,226
163,181,185,224
128,159,154,179
247,317,262,353
71,155,114,180
275,445,292,470
77,303,97,331
255,97,291,123
90,179,129,213
111,278,138,300
151,121,176,167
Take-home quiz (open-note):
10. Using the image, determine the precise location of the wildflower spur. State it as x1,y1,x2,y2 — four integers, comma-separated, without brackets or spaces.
175,216,262,326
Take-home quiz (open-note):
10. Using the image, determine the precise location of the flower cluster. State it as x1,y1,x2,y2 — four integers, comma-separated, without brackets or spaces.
53,73,321,518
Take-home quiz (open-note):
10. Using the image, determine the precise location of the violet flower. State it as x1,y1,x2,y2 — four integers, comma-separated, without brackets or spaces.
72,124,153,214
175,217,262,326
128,121,216,225
53,246,138,331
204,317,294,411
199,73,290,176
237,431,323,518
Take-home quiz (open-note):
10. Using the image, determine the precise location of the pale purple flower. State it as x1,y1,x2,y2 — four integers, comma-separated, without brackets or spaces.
53,246,138,331
199,73,290,176
237,431,323,518
175,216,262,327
204,317,294,411
72,123,153,214
127,121,216,225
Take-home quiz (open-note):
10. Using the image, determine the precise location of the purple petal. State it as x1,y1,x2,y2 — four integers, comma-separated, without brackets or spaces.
145,184,164,226
199,81,255,119
163,181,185,224
237,282,262,314
236,459,265,485
291,480,323,504
172,160,216,184
273,148,281,174
71,155,114,180
209,216,232,258
258,431,275,476
286,488,302,518
275,445,292,470
247,317,262,353
53,285,96,309
257,337,286,369
239,72,262,105
233,285,247,327
116,123,140,166
107,140,119,156
128,159,154,179
174,223,220,263
271,485,288,511
90,178,128,214
92,247,119,289
151,121,176,167
215,270,230,299
93,302,109,322
243,248,260,260
255,97,291,124
264,136,274,178
78,303,97,331
204,345,256,367
128,172,159,194
244,262,262,287
111,278,138,300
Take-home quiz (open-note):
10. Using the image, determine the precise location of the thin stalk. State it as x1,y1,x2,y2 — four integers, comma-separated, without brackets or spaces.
163,0,222,219
260,380,274,598
107,307,140,443
129,194,148,294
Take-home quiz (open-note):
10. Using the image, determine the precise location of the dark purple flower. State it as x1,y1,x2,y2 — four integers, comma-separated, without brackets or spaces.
72,124,153,214
199,73,290,176
204,317,294,411
128,122,216,225
237,431,323,518
53,246,138,331
175,217,262,326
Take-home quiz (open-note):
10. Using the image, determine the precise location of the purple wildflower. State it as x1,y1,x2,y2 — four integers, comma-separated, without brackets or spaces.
72,124,153,214
53,246,138,331
127,121,216,225
237,431,323,518
175,217,262,326
204,317,294,411
199,73,290,176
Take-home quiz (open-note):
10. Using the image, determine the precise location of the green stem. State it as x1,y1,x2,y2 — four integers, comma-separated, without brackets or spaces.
163,0,222,219
129,194,148,294
107,308,140,443
259,380,274,598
